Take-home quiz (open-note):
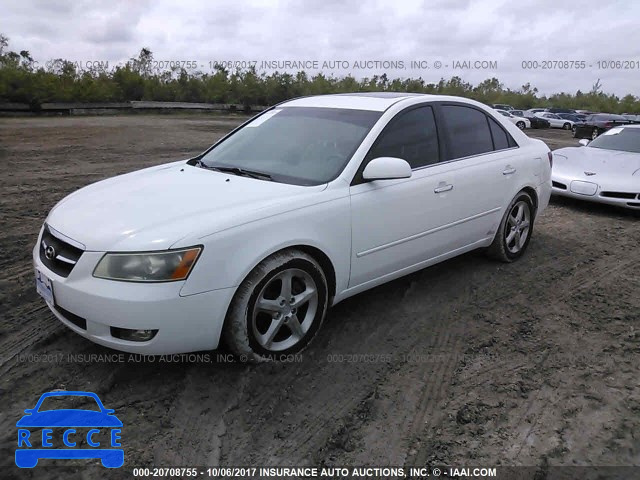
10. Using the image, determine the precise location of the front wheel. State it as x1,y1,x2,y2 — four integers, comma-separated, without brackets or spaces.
591,128,599,140
487,192,535,263
223,249,328,362
572,125,577,137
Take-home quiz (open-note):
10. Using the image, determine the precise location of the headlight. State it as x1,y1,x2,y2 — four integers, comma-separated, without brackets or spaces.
93,247,202,282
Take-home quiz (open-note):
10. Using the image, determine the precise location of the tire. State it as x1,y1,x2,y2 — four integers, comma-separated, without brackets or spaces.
572,126,577,137
487,192,535,263
591,128,599,140
563,123,571,130
516,121,526,130
223,249,328,362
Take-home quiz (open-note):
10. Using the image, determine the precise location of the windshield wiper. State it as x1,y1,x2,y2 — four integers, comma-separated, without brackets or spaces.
197,162,272,181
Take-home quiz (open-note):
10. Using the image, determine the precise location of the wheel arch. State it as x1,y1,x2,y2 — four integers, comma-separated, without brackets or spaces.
521,186,539,214
292,244,337,302
226,242,338,309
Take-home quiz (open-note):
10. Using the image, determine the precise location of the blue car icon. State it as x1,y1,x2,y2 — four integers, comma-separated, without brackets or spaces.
16,391,123,468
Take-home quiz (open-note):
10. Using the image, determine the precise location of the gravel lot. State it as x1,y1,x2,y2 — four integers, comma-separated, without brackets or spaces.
1,116,638,478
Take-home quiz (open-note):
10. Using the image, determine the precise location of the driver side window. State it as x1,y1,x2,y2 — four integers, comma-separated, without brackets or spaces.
366,106,440,169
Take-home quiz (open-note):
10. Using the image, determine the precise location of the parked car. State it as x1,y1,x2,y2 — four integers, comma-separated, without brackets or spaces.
621,114,640,123
546,108,577,114
573,114,631,140
495,109,531,129
511,110,550,129
558,113,586,123
535,112,574,130
527,108,547,114
33,93,551,360
552,125,640,209
492,103,514,111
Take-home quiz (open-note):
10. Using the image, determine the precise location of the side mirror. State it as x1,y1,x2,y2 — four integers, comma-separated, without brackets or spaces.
362,157,412,181
578,139,590,146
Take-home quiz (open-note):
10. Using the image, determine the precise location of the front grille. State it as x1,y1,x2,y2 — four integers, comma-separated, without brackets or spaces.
600,191,638,200
39,225,84,277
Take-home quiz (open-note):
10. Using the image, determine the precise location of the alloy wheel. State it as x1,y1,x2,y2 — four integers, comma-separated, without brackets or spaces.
251,268,318,351
505,200,531,254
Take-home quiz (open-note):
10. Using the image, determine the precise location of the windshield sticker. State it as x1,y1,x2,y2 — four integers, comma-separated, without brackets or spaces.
246,109,282,127
603,127,623,136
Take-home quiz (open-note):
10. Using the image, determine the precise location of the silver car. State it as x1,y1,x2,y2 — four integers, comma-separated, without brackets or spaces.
535,112,574,130
552,125,640,209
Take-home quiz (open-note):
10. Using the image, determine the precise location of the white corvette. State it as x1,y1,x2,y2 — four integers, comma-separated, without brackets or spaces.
34,93,551,360
552,125,640,209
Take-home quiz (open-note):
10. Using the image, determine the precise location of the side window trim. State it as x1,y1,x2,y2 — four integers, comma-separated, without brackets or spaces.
350,103,443,186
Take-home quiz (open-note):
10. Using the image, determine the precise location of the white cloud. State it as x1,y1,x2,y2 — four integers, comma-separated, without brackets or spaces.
1,0,638,97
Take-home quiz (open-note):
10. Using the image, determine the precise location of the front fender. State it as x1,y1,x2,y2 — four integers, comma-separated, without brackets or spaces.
179,194,351,297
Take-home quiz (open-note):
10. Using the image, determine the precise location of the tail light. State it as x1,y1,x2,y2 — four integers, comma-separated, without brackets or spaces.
547,151,553,168
604,122,612,128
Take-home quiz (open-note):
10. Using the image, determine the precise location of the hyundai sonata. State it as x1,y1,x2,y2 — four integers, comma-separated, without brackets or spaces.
34,93,551,360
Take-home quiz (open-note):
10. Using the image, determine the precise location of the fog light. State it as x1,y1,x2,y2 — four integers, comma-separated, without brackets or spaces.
110,327,158,342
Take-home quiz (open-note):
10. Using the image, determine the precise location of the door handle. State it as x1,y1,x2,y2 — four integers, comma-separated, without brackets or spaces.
502,166,517,175
434,184,453,193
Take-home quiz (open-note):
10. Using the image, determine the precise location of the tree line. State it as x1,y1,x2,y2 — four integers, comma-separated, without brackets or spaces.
1,36,638,113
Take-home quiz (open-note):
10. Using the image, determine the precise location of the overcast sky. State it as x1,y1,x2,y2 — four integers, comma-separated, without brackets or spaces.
2,0,639,97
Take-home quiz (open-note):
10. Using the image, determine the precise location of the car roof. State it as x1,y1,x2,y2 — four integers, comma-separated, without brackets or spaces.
279,93,485,112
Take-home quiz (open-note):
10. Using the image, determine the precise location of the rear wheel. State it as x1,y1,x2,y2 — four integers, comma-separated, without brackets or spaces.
563,122,571,130
223,249,328,362
572,125,577,137
516,121,526,130
487,192,534,263
591,128,599,140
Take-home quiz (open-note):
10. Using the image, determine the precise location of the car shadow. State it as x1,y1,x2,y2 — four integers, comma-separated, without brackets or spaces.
551,196,640,219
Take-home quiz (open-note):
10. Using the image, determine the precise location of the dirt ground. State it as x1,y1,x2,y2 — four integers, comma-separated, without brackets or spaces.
0,116,638,479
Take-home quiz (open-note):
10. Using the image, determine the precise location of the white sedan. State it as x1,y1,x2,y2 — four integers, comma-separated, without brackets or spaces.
535,112,574,130
34,93,552,360
495,109,531,130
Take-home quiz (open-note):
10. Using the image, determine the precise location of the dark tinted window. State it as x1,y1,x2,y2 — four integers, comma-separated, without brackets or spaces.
441,105,494,159
488,117,511,150
367,106,439,169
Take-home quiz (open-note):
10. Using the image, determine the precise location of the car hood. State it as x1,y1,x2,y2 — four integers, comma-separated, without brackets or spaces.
553,146,640,178
47,162,327,251
17,410,123,427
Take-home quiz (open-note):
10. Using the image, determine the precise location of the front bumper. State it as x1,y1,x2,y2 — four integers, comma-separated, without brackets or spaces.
551,175,640,209
32,239,236,354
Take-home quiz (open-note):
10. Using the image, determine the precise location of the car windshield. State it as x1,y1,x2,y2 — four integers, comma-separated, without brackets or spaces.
38,395,102,412
199,107,382,185
588,127,640,153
